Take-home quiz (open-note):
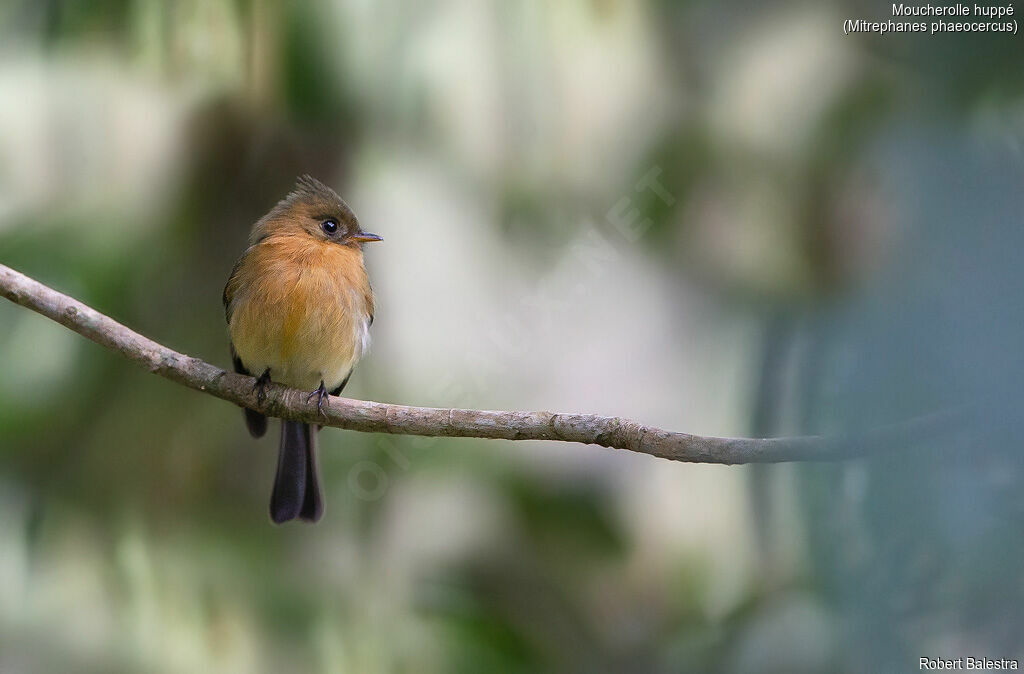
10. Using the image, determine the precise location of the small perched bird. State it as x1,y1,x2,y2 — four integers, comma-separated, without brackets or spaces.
223,176,381,523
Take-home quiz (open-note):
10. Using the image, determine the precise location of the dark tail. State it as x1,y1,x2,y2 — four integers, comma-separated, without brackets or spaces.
270,421,324,524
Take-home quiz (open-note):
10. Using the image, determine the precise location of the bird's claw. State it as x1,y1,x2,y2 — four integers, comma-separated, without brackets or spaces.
252,368,271,405
307,380,329,419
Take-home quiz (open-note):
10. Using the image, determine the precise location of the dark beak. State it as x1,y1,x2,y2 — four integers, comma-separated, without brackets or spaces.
351,231,383,243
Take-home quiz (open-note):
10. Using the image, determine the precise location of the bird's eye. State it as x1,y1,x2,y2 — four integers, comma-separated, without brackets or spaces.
321,219,339,235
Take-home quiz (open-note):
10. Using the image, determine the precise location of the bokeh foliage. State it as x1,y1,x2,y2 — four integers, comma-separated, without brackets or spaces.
2,1,1023,672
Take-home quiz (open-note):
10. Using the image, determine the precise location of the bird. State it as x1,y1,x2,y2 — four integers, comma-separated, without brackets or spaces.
223,176,381,524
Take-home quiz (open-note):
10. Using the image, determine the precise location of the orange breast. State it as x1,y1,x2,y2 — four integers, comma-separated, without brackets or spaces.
227,235,373,391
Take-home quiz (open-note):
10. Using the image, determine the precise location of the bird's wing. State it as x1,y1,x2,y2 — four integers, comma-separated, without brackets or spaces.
229,342,249,377
224,250,254,379
225,259,269,437
366,283,375,327
222,251,248,325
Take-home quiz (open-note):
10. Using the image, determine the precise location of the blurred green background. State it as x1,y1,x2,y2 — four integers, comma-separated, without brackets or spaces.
2,1,1023,672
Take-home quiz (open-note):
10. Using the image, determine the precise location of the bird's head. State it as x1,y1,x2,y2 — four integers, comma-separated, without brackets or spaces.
250,175,382,249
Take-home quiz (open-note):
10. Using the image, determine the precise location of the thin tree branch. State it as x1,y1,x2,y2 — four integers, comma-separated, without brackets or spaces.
0,263,936,463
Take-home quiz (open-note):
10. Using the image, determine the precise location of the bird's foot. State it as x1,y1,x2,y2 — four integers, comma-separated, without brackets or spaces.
307,380,329,419
252,368,271,405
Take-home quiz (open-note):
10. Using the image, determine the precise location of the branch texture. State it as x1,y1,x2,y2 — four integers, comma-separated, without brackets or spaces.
0,263,922,463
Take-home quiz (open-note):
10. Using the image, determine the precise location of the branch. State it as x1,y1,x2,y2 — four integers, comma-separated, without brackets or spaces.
0,263,932,463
